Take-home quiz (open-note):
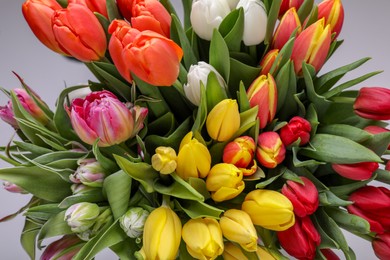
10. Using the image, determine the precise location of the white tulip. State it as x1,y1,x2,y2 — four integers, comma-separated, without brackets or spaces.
226,0,240,9
237,0,268,46
184,62,227,106
190,0,231,40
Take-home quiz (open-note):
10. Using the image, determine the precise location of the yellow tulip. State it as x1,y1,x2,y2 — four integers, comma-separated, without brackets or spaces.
241,189,295,231
141,205,182,259
206,99,240,142
151,146,177,175
176,132,211,180
256,246,276,260
222,242,248,260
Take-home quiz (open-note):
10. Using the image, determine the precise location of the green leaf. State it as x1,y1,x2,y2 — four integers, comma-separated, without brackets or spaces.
297,0,314,24
292,146,325,168
319,190,353,207
21,218,40,260
317,124,372,143
154,173,204,201
25,203,63,221
275,61,298,120
312,214,339,249
209,29,230,83
106,0,122,21
256,167,286,189
375,169,390,185
38,211,72,247
206,72,228,111
93,142,119,173
59,190,105,209
329,177,373,197
325,207,370,235
228,58,261,96
219,8,244,52
174,199,224,219
362,132,390,157
110,238,139,260
13,141,53,156
264,0,282,46
192,86,208,133
270,37,295,77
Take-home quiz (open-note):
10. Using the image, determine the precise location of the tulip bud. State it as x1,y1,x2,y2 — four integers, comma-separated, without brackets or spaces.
223,136,257,176
320,249,340,260
64,202,100,233
71,183,97,195
279,116,312,146
190,0,231,40
119,207,149,238
176,132,211,180
206,99,240,142
70,158,106,187
317,0,344,37
353,87,390,120
332,162,379,181
68,90,135,147
40,235,82,260
220,209,258,252
129,104,148,138
373,233,390,260
183,61,227,106
236,0,268,46
141,205,182,260
3,181,28,194
182,217,224,259
364,125,390,136
151,146,177,175
0,100,18,128
51,4,107,62
22,0,67,55
277,216,321,260
246,74,277,129
272,7,301,50
347,186,390,234
206,163,245,202
278,0,304,17
291,18,331,75
242,189,295,231
259,49,279,76
256,131,286,168
386,161,390,171
281,177,319,217
68,0,108,18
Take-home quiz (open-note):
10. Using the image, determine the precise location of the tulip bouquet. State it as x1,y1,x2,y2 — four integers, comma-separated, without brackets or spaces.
1,0,390,259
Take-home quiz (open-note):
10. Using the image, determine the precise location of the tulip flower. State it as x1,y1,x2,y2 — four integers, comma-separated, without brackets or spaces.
176,132,211,180
206,99,240,142
317,0,344,37
386,161,390,171
116,0,133,20
183,61,227,106
141,205,181,259
129,104,148,138
364,125,390,136
291,18,331,75
246,73,277,129
3,182,28,194
68,0,108,18
119,207,149,238
0,101,18,128
236,0,268,46
372,233,390,260
68,90,135,147
22,0,67,55
281,177,319,217
278,0,304,17
151,146,177,175
242,189,295,231
64,202,100,233
182,217,224,259
190,0,231,40
259,49,279,76
277,216,321,260
320,249,340,260
256,131,286,168
272,7,301,50
220,209,258,252
347,186,390,234
70,158,106,187
223,242,275,260
223,136,257,176
332,162,379,181
353,87,390,120
206,163,245,202
40,235,83,260
279,116,312,146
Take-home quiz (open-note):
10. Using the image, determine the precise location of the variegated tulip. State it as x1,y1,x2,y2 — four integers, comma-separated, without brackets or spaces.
332,162,379,181
68,0,108,18
272,7,301,50
256,131,286,168
353,87,390,120
279,116,312,146
3,182,28,194
70,158,106,187
317,0,344,37
278,0,304,17
151,146,177,175
119,207,149,238
259,49,279,76
223,136,257,176
40,235,82,260
64,202,100,233
246,74,277,129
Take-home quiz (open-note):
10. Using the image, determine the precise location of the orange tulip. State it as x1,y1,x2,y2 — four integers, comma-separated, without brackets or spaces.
272,7,301,50
68,0,108,18
317,0,344,37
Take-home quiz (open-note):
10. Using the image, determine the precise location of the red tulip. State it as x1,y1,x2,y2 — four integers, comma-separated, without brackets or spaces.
256,131,286,168
320,249,340,260
278,0,304,17
116,0,134,20
277,216,321,260
68,0,108,18
273,7,302,50
259,49,279,75
317,0,344,37
372,233,390,260
364,125,390,149
347,186,390,234
22,0,67,55
386,161,390,171
281,177,319,217
279,116,311,146
52,3,107,62
354,87,390,120
332,162,379,181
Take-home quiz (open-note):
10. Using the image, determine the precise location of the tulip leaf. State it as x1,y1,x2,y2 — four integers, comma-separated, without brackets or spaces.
93,142,119,173
292,146,326,168
219,8,244,52
299,134,382,164
174,199,224,219
361,132,390,156
297,0,314,24
106,0,122,21
325,207,370,235
59,190,106,209
275,61,298,120
228,58,261,95
110,238,138,260
375,169,390,185
264,0,282,46
301,2,317,29
206,72,228,111
192,85,208,133
188,178,211,200
270,36,295,77
237,82,251,112
159,84,193,121
13,141,53,156
179,240,197,260
317,124,372,143
329,176,374,197
312,214,339,249
25,203,63,221
209,29,230,84
255,167,285,189
38,211,73,248
21,218,40,260
319,190,353,207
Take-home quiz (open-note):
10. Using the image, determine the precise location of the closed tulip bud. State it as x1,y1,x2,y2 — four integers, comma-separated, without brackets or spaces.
247,74,277,129
277,216,321,260
279,116,312,146
68,90,135,147
373,233,390,260
353,87,390,120
22,0,67,55
129,104,148,138
119,207,149,238
332,162,379,181
220,209,258,252
40,235,82,260
223,136,257,176
3,181,28,194
259,49,279,76
206,99,240,142
182,217,224,259
364,125,390,136
281,177,319,217
176,132,211,180
52,4,107,62
278,0,304,17
68,0,108,18
256,132,286,168
183,61,227,106
206,163,245,202
242,189,295,231
70,158,106,187
320,249,340,260
142,205,182,260
272,7,301,50
317,0,344,37
347,186,390,234
64,202,100,233
236,0,268,46
291,18,331,75
71,183,97,195
190,0,231,40
386,161,390,171
151,146,177,175
0,101,18,128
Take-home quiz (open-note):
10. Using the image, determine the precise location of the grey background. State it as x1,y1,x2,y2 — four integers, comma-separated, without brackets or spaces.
0,0,389,259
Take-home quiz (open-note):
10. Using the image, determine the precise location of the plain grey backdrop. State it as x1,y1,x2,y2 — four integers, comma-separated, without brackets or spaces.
0,0,389,259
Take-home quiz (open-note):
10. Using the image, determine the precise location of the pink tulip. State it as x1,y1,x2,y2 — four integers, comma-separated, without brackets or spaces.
3,182,28,194
41,235,82,260
332,162,379,181
256,131,286,168
272,7,301,50
279,116,311,146
354,87,390,120
317,0,344,37
0,101,18,128
68,0,108,18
